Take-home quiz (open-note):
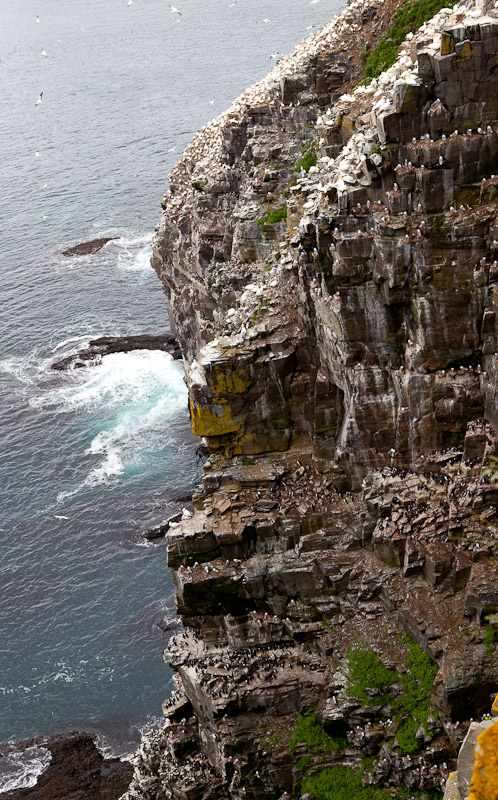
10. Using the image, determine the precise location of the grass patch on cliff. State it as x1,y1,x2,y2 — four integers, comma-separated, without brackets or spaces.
483,624,498,653
361,0,459,81
295,141,317,173
346,638,439,755
289,712,347,756
392,636,439,754
257,205,287,227
346,647,397,707
301,764,442,799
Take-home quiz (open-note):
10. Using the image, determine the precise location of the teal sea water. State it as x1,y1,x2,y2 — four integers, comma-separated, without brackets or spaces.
0,0,341,789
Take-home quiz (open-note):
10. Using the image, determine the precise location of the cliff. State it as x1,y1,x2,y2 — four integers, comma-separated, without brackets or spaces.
123,0,498,797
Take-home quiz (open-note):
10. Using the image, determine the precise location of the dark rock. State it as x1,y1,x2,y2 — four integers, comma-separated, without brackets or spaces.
143,512,182,541
51,334,181,370
61,238,119,257
2,732,132,800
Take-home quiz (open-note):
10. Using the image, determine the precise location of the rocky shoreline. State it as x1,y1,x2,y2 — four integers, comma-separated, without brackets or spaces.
1,733,132,800
122,0,498,797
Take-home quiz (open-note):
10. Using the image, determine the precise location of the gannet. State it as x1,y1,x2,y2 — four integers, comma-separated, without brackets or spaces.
168,4,182,14
41,48,47,57
35,91,43,106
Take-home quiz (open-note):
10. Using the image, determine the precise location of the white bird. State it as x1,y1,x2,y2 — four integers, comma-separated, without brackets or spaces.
128,0,132,5
36,15,40,23
310,0,320,4
53,514,70,520
41,183,47,189
35,151,40,157
41,48,47,57
228,1,236,6
35,91,43,106
262,17,270,22
270,52,279,60
168,4,182,14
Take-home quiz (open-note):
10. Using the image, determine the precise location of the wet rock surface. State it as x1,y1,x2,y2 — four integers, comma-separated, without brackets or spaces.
2,733,132,800
51,334,181,370
61,238,119,257
122,0,498,798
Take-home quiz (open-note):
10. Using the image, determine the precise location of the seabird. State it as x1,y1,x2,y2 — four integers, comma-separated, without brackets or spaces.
35,91,43,106
53,514,70,520
262,17,270,22
168,4,182,14
36,15,40,22
41,48,47,57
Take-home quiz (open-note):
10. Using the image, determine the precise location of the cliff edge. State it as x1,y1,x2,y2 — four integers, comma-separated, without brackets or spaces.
123,0,498,797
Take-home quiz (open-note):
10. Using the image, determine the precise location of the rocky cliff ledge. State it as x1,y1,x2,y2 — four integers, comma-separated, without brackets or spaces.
123,0,498,797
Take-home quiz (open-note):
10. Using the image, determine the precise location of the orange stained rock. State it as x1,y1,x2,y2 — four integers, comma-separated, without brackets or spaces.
468,719,498,800
492,692,498,715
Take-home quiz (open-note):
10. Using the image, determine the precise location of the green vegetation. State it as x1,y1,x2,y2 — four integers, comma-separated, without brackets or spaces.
346,647,397,707
361,0,459,81
289,712,347,756
295,141,317,173
346,638,438,754
257,205,287,227
483,624,498,653
301,764,442,799
482,454,498,482
251,298,270,321
242,457,254,466
392,637,439,754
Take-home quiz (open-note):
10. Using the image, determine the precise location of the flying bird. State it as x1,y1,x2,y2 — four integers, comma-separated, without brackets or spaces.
228,1,236,5
41,48,47,57
53,514,70,520
35,92,43,106
263,18,270,22
169,4,182,14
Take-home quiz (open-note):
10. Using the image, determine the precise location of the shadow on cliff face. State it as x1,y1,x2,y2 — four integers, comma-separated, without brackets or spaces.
448,681,498,723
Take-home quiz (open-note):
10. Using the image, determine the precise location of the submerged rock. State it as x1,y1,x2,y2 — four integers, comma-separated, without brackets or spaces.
51,334,181,370
61,238,118,257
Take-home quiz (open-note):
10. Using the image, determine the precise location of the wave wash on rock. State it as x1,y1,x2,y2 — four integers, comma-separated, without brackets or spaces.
123,0,498,798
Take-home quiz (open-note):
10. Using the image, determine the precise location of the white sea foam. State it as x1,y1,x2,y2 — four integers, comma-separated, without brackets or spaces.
31,349,187,501
0,745,52,793
50,334,92,354
123,245,153,273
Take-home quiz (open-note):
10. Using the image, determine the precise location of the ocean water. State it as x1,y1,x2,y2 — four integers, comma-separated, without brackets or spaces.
0,0,342,788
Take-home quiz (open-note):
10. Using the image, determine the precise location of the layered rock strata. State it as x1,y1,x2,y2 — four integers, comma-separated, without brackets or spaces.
124,0,498,797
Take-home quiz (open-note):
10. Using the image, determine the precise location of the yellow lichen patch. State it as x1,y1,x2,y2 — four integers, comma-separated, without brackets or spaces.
492,692,498,715
455,40,472,62
441,32,455,55
468,719,498,800
210,367,253,401
190,398,241,438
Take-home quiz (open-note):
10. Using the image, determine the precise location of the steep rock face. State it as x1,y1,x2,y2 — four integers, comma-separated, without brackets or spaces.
124,1,498,799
